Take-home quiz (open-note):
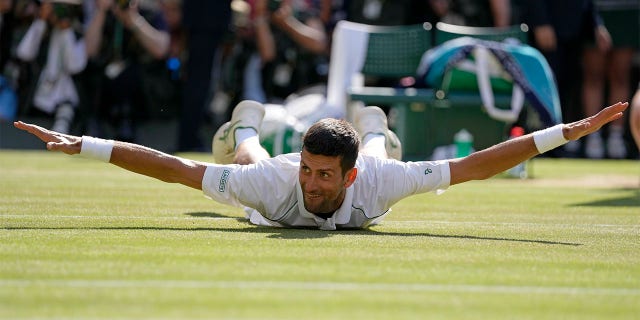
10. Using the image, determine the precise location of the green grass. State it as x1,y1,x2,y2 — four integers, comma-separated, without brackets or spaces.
1,150,639,319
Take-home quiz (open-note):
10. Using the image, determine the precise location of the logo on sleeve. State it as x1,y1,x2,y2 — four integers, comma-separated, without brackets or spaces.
219,169,230,192
424,168,433,175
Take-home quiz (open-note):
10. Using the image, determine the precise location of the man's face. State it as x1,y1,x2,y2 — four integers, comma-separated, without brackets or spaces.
298,149,357,215
0,0,12,13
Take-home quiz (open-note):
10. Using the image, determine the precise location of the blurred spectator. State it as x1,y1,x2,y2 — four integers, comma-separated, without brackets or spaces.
514,0,604,156
215,0,328,109
631,83,640,154
218,0,264,105
345,0,504,27
4,1,40,116
177,0,231,152
15,0,87,133
160,0,185,75
346,0,427,26
254,0,329,103
580,0,638,159
449,0,511,27
1,0,16,73
83,0,170,142
0,0,17,121
155,0,184,117
417,0,464,26
319,0,347,34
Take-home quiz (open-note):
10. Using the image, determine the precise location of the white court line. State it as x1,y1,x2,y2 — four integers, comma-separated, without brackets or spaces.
1,279,638,296
385,220,640,229
1,214,235,221
2,215,637,229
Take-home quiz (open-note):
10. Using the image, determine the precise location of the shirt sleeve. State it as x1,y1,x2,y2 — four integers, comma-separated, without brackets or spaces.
202,164,244,207
59,29,87,75
16,19,47,61
362,157,451,206
200,155,300,216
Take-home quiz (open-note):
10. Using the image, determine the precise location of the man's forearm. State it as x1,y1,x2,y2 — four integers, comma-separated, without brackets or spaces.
449,124,568,185
449,134,540,185
85,9,107,58
489,0,511,27
277,17,326,54
108,141,206,190
129,15,169,59
13,121,208,191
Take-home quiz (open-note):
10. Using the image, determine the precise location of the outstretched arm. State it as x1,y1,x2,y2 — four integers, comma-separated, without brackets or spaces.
270,4,327,54
13,122,206,190
449,102,628,185
113,3,170,59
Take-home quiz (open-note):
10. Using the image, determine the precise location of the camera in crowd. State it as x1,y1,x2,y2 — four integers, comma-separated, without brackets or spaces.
52,2,78,20
268,0,282,12
33,0,82,22
117,0,130,9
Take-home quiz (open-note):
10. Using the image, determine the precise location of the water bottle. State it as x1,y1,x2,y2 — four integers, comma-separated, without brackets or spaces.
454,129,473,157
506,126,528,179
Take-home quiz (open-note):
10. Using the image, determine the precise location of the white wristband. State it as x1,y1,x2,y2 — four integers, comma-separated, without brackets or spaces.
80,136,114,162
533,124,568,154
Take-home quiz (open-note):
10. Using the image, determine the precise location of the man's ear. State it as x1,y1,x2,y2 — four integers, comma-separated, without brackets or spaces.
344,168,357,188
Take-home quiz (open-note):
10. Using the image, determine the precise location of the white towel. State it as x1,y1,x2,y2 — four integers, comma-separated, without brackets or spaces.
325,21,370,118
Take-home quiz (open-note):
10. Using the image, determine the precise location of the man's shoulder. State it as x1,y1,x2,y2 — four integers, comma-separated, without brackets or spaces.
251,153,301,175
269,153,301,165
356,154,401,169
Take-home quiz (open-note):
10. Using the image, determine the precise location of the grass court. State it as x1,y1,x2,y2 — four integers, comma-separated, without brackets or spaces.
1,150,639,319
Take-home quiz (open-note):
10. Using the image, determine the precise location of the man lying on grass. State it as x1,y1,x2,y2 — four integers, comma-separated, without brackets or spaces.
14,100,629,230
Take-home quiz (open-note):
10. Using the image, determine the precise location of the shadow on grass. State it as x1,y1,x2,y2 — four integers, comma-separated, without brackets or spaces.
5,211,581,246
185,211,246,223
570,188,640,207
183,212,580,245
258,227,581,246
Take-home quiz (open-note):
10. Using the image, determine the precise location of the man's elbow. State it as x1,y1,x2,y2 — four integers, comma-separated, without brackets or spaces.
166,158,206,190
304,37,328,55
449,157,493,185
473,171,495,181
16,48,35,62
150,34,171,59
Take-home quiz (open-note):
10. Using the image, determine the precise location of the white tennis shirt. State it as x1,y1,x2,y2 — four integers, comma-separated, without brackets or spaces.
202,153,450,230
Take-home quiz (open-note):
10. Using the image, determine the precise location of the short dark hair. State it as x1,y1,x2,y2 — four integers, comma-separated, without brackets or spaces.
302,118,360,174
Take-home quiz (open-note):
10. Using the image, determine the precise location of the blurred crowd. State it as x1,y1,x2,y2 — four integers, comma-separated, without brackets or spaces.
0,0,638,156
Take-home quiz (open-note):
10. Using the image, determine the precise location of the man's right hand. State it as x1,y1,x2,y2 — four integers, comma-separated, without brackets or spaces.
112,0,141,29
13,121,82,155
96,0,114,12
533,25,557,51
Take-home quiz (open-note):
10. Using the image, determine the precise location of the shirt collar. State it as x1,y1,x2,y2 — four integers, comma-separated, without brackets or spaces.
295,179,354,230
